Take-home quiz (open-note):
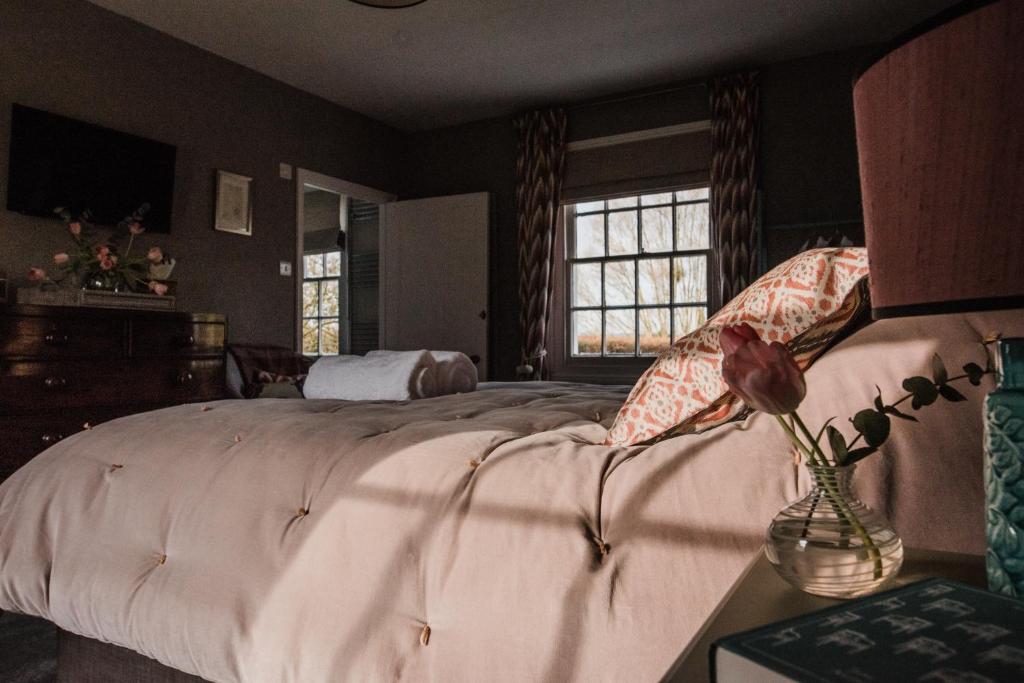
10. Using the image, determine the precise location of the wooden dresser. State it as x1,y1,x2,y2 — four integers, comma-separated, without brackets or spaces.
0,304,226,482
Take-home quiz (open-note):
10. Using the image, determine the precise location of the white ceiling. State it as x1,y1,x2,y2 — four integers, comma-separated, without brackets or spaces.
87,0,956,132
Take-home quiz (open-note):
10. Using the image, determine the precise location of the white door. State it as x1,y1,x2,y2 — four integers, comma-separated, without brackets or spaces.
379,192,489,380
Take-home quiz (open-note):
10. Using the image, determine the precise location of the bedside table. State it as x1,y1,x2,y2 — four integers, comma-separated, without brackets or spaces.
659,548,986,683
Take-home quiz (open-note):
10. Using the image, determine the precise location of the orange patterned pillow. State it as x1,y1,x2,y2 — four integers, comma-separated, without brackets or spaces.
605,247,870,446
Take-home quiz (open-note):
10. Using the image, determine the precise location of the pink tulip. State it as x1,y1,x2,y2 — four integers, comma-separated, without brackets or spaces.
720,323,806,415
27,267,46,282
148,281,169,296
99,256,114,271
68,221,81,236
53,252,70,265
129,221,144,235
147,246,163,263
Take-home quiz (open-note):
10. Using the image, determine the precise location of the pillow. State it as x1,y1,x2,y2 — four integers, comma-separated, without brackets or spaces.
605,247,870,446
245,369,307,399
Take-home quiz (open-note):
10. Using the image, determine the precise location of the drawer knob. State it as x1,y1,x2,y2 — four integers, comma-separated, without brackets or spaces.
177,371,195,385
176,334,196,347
41,432,65,445
44,331,70,346
43,376,68,390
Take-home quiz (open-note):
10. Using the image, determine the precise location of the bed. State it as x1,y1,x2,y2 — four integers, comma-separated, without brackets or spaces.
0,310,1019,682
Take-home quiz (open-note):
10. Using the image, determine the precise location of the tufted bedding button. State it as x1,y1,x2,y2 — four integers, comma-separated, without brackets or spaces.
109,464,124,472
467,459,480,470
593,537,610,558
296,507,308,518
157,554,167,565
233,433,243,443
420,625,431,646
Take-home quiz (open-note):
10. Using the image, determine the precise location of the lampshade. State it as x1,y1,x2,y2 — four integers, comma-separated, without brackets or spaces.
853,0,1024,319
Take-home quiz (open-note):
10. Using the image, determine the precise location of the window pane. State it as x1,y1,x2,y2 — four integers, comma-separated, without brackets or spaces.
608,211,638,256
605,309,636,355
641,207,672,253
572,310,601,356
572,263,601,307
673,307,707,339
302,319,319,354
639,308,671,354
575,200,604,213
676,203,711,250
638,258,671,304
673,256,708,303
607,196,637,209
604,260,635,305
321,319,340,355
320,280,340,317
641,192,673,206
302,282,319,317
574,214,604,258
676,187,710,201
325,251,342,277
304,254,324,278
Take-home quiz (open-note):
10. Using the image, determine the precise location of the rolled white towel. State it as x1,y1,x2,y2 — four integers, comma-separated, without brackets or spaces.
303,350,437,401
369,350,477,395
430,350,477,394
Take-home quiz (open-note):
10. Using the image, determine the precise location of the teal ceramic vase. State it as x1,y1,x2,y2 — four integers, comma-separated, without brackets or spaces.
985,337,1024,597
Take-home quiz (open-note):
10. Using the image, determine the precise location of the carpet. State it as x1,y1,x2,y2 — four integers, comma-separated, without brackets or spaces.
0,610,57,683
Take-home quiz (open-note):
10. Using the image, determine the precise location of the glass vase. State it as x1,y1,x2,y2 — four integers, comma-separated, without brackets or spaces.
765,464,904,599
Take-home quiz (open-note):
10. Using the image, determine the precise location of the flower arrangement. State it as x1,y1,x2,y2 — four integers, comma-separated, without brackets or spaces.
26,204,174,296
719,322,995,587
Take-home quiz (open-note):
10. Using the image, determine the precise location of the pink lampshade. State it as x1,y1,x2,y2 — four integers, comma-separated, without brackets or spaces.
853,0,1024,318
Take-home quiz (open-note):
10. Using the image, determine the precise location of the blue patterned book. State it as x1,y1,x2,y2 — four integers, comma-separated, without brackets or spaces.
712,579,1024,682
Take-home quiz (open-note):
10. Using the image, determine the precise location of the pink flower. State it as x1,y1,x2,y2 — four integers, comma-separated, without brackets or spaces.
68,221,81,236
720,323,806,415
94,244,110,258
27,267,47,282
148,281,169,296
99,256,114,271
129,221,144,235
147,246,163,263
53,252,70,265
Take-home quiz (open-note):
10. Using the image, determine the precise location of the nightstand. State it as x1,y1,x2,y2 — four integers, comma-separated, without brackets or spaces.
659,548,986,683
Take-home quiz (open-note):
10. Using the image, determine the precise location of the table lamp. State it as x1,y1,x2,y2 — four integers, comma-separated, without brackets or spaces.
853,0,1024,596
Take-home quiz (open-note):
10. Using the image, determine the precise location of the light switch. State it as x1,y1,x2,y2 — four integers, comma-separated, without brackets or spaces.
279,163,293,180
279,261,292,276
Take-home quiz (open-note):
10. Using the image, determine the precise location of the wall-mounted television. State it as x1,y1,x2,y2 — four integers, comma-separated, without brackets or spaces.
6,104,177,233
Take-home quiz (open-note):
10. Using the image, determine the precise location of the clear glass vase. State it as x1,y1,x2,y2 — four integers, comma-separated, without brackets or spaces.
765,464,904,599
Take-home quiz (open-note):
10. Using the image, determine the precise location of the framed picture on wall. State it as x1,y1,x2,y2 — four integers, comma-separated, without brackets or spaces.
213,170,252,236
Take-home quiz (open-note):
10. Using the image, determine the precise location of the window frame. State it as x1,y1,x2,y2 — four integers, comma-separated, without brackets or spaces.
301,249,344,357
550,185,714,384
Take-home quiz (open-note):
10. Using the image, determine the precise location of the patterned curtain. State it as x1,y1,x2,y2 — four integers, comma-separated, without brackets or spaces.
514,108,567,380
709,72,760,308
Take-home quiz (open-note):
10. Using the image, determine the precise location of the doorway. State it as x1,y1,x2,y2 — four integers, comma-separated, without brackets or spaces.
294,169,394,356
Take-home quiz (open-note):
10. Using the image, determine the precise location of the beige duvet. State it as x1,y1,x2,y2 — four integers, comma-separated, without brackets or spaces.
0,310,1019,682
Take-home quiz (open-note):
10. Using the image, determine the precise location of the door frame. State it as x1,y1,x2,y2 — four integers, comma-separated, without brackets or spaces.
294,169,395,354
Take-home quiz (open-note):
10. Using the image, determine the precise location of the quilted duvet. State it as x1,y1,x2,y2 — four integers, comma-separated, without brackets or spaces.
1,308,1016,682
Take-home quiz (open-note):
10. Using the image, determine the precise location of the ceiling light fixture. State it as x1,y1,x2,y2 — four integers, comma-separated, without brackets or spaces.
348,0,426,7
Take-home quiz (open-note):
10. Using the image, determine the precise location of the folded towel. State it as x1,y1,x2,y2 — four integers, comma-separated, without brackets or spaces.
369,350,478,395
303,350,437,401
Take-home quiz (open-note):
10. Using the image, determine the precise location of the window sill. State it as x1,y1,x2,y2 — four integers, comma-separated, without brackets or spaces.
549,356,654,386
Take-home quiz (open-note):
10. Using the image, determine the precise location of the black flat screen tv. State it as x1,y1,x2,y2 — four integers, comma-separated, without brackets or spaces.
6,104,176,233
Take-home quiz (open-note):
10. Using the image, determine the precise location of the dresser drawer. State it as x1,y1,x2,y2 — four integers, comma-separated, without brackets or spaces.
0,315,125,358
130,359,226,404
0,411,124,482
131,319,225,358
0,359,225,412
0,360,135,411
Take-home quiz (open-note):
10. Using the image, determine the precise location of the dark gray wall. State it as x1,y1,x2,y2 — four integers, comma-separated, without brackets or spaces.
400,46,873,380
0,0,402,347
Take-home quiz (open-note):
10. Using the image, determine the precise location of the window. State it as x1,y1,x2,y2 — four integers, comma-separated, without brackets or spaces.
302,251,343,356
566,187,710,358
